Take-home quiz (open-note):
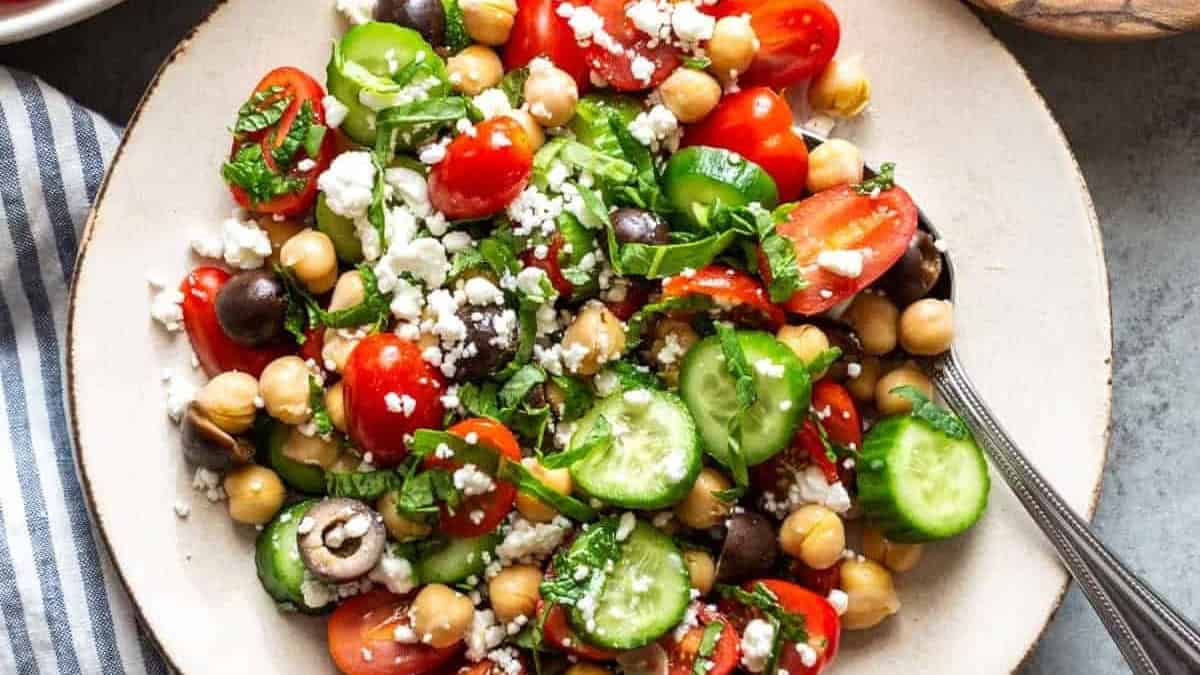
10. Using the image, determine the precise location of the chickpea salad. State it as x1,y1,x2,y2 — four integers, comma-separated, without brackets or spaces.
148,0,991,673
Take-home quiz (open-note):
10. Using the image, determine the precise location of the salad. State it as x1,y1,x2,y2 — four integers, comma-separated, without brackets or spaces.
149,0,991,673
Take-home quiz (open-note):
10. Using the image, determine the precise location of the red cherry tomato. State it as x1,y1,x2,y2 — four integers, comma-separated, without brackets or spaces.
328,590,460,675
342,334,446,467
664,606,740,675
226,67,335,217
540,602,620,661
751,418,833,493
519,234,574,298
424,418,521,537
703,0,839,90
298,326,325,364
662,265,785,330
179,267,290,378
575,0,681,91
719,579,840,675
682,87,809,202
455,662,526,675
429,117,534,220
603,279,652,322
788,559,843,597
504,0,591,89
773,185,919,315
810,380,861,450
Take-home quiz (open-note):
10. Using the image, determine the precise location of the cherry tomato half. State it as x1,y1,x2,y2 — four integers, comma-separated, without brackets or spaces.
424,418,521,537
504,0,591,90
519,234,574,298
810,380,861,450
429,117,534,220
179,267,290,378
662,265,785,330
751,419,834,493
342,334,446,467
774,185,919,315
328,590,460,675
719,579,840,675
682,87,809,202
665,606,740,675
540,602,620,661
578,0,681,91
704,0,839,90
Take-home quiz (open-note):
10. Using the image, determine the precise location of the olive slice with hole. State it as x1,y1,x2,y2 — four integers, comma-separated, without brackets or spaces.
879,231,943,307
180,404,254,471
716,511,778,583
297,498,386,583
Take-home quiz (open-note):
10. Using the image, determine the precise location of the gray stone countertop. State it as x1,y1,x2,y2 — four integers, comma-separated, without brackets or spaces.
3,1,1197,672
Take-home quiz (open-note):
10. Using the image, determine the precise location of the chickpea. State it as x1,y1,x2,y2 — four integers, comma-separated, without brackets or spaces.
561,302,625,376
194,371,259,434
259,356,312,425
776,325,832,379
651,318,700,386
683,549,716,595
329,271,366,312
845,356,881,403
223,465,286,525
840,558,900,630
409,583,474,648
489,564,543,622
447,46,503,96
779,505,846,570
807,139,865,193
875,367,932,416
280,230,337,294
862,526,923,573
282,427,340,469
325,381,348,433
524,59,579,128
377,491,433,541
899,299,954,356
707,16,756,82
674,468,733,530
657,69,721,123
808,57,871,119
506,109,545,151
565,666,612,675
516,458,573,523
844,293,898,356
459,0,517,46
322,327,364,374
256,215,305,265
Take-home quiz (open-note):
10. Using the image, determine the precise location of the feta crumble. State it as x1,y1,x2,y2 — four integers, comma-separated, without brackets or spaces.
740,619,776,673
816,249,865,278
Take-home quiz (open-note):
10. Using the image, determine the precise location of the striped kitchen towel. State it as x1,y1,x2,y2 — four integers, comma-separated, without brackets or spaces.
0,68,167,675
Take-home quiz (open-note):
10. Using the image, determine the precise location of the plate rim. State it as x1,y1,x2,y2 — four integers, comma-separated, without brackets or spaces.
0,0,126,45
65,1,1114,671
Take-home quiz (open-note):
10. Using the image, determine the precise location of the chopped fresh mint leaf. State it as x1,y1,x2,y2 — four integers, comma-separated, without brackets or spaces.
234,85,290,135
854,162,897,195
542,416,610,469
890,385,970,440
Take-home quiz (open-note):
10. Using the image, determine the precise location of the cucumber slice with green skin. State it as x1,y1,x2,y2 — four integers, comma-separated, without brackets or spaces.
568,519,691,650
439,0,471,53
568,388,702,509
679,331,810,468
856,415,990,543
326,22,447,144
413,533,500,584
261,420,326,494
255,500,329,613
663,146,779,227
315,193,364,264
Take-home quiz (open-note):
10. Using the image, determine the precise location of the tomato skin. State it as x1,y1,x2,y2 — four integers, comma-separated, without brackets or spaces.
662,265,785,330
719,579,840,675
665,607,740,675
789,559,842,597
328,590,460,675
704,0,839,90
776,186,919,315
682,88,809,202
424,418,521,537
540,602,620,661
179,267,291,378
603,280,651,322
342,334,446,467
580,0,682,91
504,0,591,90
429,117,534,220
519,234,574,298
810,380,861,449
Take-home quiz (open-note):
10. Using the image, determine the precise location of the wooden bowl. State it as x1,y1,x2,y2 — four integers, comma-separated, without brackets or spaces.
969,0,1200,40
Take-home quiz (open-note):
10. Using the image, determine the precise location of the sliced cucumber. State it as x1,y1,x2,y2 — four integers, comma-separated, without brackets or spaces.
856,415,990,543
568,519,691,650
568,388,702,509
663,147,779,227
413,533,500,584
326,22,447,144
557,212,600,299
440,0,471,53
261,421,325,494
679,331,809,467
255,500,330,613
315,193,364,264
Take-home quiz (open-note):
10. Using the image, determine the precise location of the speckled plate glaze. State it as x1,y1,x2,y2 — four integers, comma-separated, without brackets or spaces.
67,0,1112,672
0,0,125,45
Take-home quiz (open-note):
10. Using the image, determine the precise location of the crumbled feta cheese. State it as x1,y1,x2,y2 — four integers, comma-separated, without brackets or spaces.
377,236,450,289
191,467,225,502
623,389,652,406
740,619,776,673
593,370,620,397
474,88,515,120
394,624,419,643
173,500,191,518
671,2,715,42
454,464,497,497
191,213,273,270
628,104,680,152
616,511,637,541
149,284,184,332
464,277,505,306
507,185,564,237
488,647,524,675
384,392,418,416
418,138,450,164
384,166,432,215
322,95,349,129
368,548,417,594
762,464,852,517
388,278,425,321
630,55,656,84
466,609,506,662
846,362,862,378
753,358,785,378
626,0,671,39
336,0,378,24
162,369,194,423
300,573,335,609
827,589,849,616
496,516,572,565
359,77,440,112
318,151,376,219
297,158,317,173
816,250,864,279
442,231,473,253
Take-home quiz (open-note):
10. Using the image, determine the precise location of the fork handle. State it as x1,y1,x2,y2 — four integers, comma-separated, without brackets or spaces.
934,353,1200,675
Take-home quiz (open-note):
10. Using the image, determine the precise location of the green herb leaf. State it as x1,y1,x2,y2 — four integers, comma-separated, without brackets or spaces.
539,517,619,606
479,236,521,277
270,100,319,170
693,620,725,675
499,365,548,411
606,113,668,212
498,460,598,522
221,144,305,205
558,140,636,183
624,295,712,351
548,375,593,421
234,85,290,135
542,416,610,469
308,376,334,438
396,468,461,520
500,67,530,108
575,183,612,232
890,385,970,440
322,265,392,331
805,347,843,377
326,470,405,500
604,360,664,392
448,247,486,279
458,382,503,420
683,55,713,70
509,404,552,452
440,0,472,53
718,582,809,649
716,322,756,408
854,162,897,195
374,97,469,160
613,229,740,279
367,153,389,251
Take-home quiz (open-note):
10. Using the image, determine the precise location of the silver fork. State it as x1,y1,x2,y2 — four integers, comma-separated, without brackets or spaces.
796,129,1200,674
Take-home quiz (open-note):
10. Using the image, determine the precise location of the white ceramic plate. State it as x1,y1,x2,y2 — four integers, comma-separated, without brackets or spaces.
0,0,124,45
68,0,1112,672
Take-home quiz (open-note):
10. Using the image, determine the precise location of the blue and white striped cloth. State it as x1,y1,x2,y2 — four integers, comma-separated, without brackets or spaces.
0,68,168,675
